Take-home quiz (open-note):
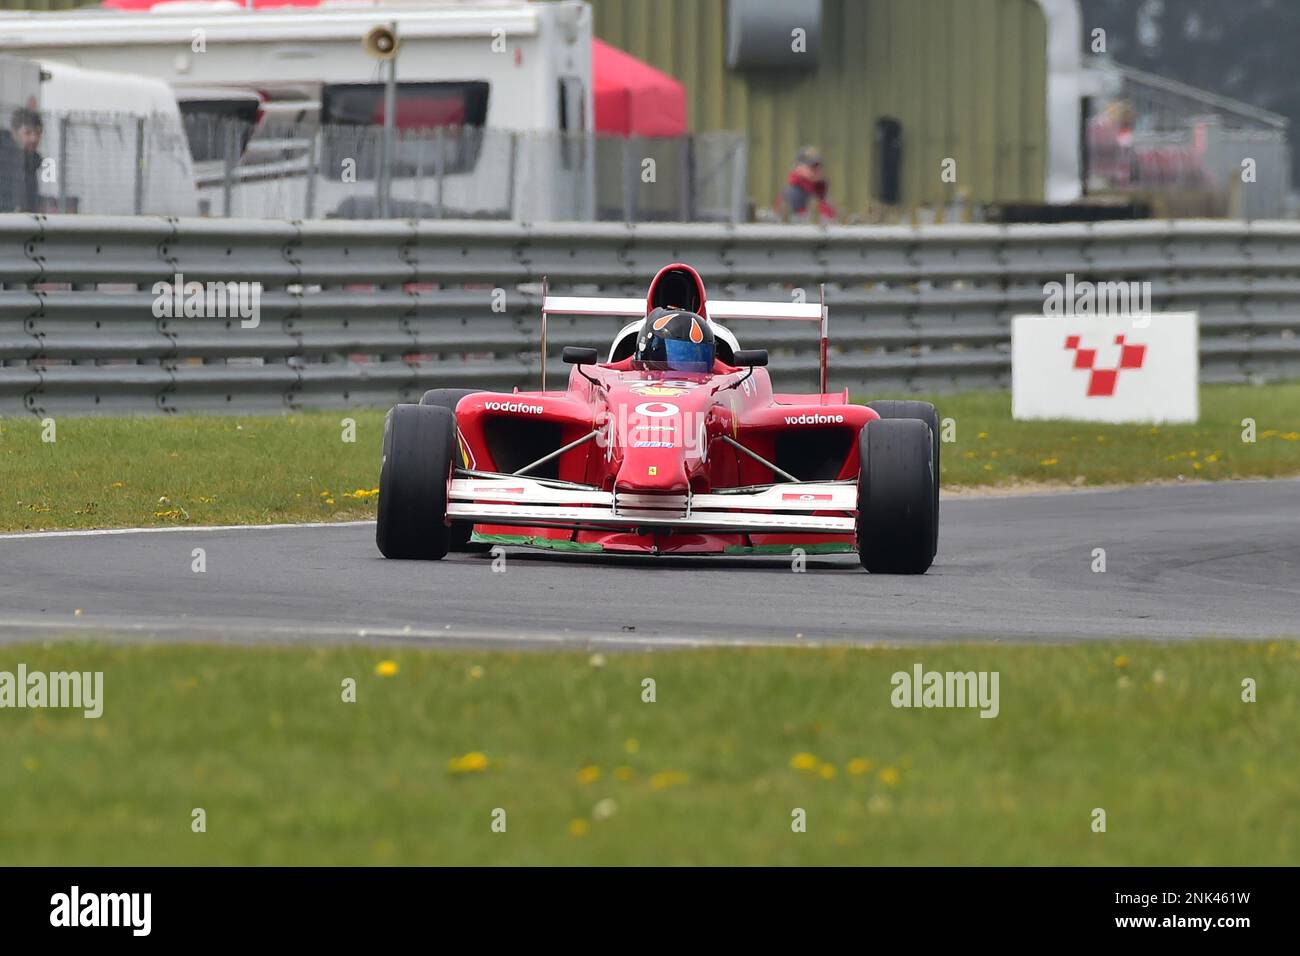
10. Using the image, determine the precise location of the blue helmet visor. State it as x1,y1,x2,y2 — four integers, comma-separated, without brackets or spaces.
661,338,715,373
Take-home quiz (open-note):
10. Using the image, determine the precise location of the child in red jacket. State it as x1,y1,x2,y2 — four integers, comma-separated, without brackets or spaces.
776,146,836,221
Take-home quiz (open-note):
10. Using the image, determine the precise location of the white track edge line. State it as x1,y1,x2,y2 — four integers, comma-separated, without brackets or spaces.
0,520,375,540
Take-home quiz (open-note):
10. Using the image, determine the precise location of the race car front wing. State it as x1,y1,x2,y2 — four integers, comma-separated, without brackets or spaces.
446,473,857,535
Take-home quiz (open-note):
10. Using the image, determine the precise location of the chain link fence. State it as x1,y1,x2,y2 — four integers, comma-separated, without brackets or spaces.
1,108,748,223
1086,61,1292,219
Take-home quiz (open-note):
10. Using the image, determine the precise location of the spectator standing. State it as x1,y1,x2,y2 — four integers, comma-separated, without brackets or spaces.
0,108,45,213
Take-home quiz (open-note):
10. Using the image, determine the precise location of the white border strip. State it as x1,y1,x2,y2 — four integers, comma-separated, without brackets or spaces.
0,520,374,541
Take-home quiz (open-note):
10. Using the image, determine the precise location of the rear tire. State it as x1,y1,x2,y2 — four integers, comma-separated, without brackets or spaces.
376,404,455,560
418,389,481,551
867,400,940,559
856,418,936,574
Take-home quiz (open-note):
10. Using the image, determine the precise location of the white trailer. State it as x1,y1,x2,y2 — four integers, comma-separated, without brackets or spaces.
0,1,595,220
1,54,198,215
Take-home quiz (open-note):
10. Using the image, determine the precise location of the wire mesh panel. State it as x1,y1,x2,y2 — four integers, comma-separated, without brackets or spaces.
10,108,747,224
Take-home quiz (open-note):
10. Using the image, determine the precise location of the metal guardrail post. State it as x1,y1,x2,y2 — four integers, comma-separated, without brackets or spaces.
222,120,237,218
57,116,69,214
505,130,518,220
622,137,636,223
304,127,319,220
434,126,445,219
133,117,146,215
730,139,747,225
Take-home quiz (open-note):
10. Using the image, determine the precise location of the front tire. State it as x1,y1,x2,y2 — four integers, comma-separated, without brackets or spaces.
418,389,481,551
376,404,455,560
866,400,940,559
856,418,936,574
419,388,479,410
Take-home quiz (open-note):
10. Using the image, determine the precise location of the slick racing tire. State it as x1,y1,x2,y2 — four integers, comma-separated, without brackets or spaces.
866,400,940,560
417,388,481,552
419,388,479,410
856,417,936,574
376,404,455,560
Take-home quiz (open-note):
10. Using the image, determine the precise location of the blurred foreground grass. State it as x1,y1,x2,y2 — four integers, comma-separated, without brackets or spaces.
2,640,1296,865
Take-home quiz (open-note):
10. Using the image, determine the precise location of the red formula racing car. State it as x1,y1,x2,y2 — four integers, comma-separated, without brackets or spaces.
376,264,939,572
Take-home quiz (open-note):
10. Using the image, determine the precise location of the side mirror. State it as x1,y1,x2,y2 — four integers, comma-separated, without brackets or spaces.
562,346,599,365
732,349,769,368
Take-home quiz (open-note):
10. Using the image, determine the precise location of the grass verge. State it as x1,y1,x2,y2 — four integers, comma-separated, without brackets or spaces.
2,640,1297,865
1,382,1297,532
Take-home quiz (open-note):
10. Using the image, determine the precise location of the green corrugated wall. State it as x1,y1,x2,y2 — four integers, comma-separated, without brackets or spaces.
592,0,1048,216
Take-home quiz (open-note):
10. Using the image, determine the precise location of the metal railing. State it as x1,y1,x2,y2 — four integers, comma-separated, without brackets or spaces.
2,108,748,224
1086,60,1292,219
2,214,1299,415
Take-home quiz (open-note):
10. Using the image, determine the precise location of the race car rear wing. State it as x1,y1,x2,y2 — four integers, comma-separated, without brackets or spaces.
539,280,830,393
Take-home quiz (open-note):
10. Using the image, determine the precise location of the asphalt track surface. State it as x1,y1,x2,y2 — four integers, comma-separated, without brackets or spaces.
0,479,1296,649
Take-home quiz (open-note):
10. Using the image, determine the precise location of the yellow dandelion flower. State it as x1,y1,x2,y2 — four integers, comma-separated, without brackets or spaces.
877,766,901,786
576,765,601,784
623,738,640,754
568,818,589,837
467,664,484,680
819,763,837,780
374,660,399,677
1039,458,1058,466
1113,655,1129,669
789,752,819,772
650,770,689,790
447,751,489,774
847,757,875,776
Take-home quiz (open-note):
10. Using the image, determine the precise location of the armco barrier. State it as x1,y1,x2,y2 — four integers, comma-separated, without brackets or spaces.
2,215,1299,415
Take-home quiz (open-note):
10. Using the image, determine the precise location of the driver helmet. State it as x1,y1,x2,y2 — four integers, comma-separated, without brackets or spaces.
635,308,716,373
